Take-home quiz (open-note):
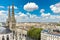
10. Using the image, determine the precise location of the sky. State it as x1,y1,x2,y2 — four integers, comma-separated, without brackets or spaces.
0,0,60,22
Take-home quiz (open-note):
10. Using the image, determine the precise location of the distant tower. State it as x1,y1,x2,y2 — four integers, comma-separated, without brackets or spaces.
6,6,10,28
10,3,16,31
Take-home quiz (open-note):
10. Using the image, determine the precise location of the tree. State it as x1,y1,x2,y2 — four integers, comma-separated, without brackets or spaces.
57,24,60,26
27,27,43,40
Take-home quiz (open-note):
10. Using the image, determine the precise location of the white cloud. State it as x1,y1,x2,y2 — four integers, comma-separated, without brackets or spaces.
15,12,28,19
0,10,8,15
17,12,28,17
15,9,60,22
0,10,7,22
40,9,45,13
31,15,37,18
15,12,30,22
0,6,5,8
15,12,41,22
40,15,60,22
50,2,60,13
0,9,60,22
41,13,50,17
40,9,60,22
24,2,38,11
40,9,50,17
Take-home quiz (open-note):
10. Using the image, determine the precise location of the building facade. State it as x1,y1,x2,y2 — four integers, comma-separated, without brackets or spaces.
16,28,27,40
0,23,13,40
41,30,60,40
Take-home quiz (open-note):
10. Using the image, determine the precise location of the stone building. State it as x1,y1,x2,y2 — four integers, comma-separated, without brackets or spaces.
0,22,13,40
41,29,60,40
16,27,27,40
6,4,16,31
6,3,16,40
5,3,28,40
0,5,14,40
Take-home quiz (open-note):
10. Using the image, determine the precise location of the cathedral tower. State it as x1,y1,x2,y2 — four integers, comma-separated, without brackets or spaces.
10,4,16,31
6,6,10,28
6,4,17,40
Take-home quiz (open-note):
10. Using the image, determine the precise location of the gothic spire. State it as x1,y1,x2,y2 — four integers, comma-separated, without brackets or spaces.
12,3,14,16
11,3,16,30
6,6,10,28
8,6,10,19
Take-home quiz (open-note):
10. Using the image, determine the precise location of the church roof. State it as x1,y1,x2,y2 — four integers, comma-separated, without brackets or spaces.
0,27,12,34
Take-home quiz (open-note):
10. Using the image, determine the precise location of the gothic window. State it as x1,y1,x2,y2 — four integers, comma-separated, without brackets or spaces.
7,35,9,40
25,35,26,37
2,36,5,40
23,34,24,36
19,34,21,38
20,34,21,35
13,31,15,39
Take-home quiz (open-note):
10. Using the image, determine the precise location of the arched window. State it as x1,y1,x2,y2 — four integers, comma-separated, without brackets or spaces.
25,35,26,37
2,36,5,40
13,31,15,39
7,35,9,40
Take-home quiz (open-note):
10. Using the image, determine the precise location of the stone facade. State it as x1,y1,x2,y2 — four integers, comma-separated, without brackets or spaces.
16,27,27,40
5,3,16,40
0,33,13,40
0,23,13,40
41,30,60,40
10,4,16,31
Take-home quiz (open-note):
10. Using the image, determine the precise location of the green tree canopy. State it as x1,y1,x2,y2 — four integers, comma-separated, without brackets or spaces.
27,27,43,40
57,24,60,26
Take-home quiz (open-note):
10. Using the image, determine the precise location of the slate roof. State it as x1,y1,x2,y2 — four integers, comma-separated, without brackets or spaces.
0,27,12,34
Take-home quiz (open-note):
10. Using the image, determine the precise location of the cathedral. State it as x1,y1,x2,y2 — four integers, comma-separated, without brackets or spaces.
0,4,17,40
6,4,17,40
6,4,16,31
0,3,27,40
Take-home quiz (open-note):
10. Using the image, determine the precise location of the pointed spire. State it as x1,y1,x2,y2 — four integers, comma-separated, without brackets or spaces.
12,3,14,16
11,3,16,30
6,6,10,28
11,3,16,22
8,6,10,19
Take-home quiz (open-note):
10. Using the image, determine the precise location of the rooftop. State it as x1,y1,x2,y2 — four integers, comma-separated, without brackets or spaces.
0,27,12,34
41,29,60,36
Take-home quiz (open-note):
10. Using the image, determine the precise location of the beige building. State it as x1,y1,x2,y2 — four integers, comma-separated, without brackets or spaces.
16,27,27,40
41,29,60,40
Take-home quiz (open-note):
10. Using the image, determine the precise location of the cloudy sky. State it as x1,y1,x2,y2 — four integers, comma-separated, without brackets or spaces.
0,0,60,22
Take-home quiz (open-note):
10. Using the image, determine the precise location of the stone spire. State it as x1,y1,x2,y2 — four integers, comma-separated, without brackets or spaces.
6,6,10,28
11,4,17,40
11,3,16,30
